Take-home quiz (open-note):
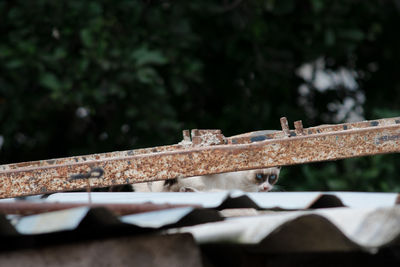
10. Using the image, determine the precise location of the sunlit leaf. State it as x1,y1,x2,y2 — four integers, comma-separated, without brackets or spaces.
132,47,168,66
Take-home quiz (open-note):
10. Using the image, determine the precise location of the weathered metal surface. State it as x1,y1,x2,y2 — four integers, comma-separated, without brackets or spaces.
191,129,226,146
227,130,280,144
227,116,400,144
0,202,197,216
1,117,400,198
0,130,222,172
306,116,400,135
0,144,185,172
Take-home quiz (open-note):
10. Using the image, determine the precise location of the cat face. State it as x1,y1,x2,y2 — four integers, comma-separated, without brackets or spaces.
161,167,281,193
247,167,280,192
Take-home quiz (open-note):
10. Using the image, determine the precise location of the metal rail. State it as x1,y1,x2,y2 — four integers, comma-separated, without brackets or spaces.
1,117,399,199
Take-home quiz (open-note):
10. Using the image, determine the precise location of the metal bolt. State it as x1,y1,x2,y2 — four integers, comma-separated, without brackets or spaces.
280,117,291,137
294,120,305,135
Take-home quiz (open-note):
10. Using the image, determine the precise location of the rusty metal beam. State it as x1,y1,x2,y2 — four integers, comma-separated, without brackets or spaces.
0,144,185,172
227,116,400,144
1,117,400,199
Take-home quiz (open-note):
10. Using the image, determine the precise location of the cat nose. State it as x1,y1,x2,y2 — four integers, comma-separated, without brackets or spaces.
261,185,270,191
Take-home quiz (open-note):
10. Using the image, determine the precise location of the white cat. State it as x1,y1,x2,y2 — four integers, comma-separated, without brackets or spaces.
132,167,281,192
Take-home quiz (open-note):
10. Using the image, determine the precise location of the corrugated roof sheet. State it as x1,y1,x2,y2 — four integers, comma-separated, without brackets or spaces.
170,206,400,253
5,206,221,235
0,191,399,254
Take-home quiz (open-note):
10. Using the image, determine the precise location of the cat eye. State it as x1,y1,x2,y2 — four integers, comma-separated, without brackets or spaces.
255,173,263,181
268,174,277,184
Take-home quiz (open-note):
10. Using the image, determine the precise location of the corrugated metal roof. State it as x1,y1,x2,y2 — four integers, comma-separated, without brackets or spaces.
170,206,400,253
6,206,221,235
0,191,399,255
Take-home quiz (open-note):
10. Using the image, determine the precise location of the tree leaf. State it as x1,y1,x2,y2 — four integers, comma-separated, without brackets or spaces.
132,47,167,66
40,73,60,91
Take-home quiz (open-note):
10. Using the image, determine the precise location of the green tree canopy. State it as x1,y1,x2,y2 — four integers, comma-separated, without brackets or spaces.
1,0,400,191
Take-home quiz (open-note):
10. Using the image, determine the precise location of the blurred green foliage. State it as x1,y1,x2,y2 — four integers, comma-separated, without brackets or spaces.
1,0,400,191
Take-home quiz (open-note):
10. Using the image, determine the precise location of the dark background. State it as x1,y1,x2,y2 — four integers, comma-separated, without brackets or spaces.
1,0,400,191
